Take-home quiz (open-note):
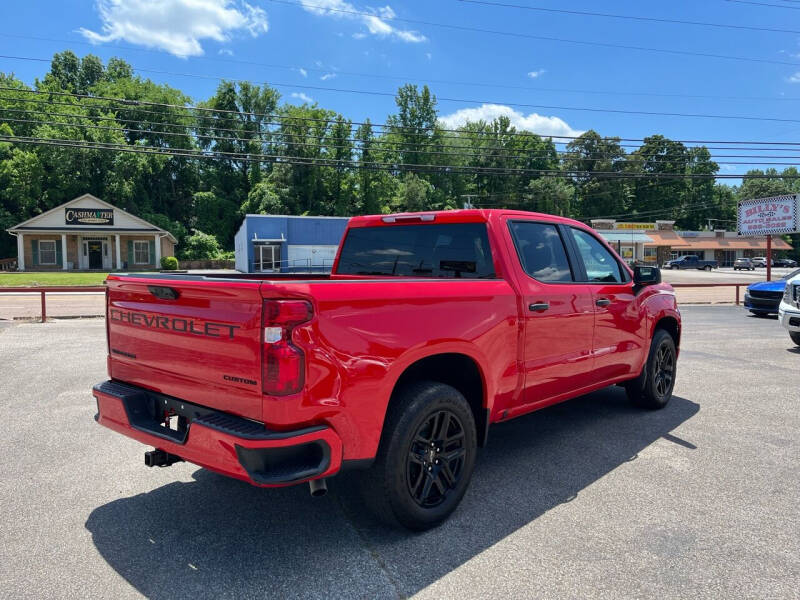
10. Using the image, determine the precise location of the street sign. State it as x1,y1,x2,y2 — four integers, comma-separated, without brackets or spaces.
737,194,799,236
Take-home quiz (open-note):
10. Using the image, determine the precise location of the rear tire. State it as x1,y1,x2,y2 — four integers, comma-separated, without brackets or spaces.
704,265,712,271
790,332,800,347
625,329,677,410
359,381,477,531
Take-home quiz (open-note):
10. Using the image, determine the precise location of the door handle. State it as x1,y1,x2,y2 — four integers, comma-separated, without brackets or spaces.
595,298,612,307
529,302,550,312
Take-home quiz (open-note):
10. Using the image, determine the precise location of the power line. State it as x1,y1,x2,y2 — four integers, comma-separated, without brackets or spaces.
2,32,800,104
6,90,800,170
8,108,800,167
722,0,800,9
3,133,798,179
268,0,800,67
8,98,800,154
455,0,800,34
6,84,800,145
5,54,800,125
8,114,800,166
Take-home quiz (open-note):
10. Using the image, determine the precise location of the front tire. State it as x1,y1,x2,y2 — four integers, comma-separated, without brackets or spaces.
625,329,677,409
791,332,800,347
704,265,712,271
360,381,477,531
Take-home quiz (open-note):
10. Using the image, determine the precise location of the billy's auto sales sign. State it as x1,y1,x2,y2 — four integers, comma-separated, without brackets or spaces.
737,194,799,236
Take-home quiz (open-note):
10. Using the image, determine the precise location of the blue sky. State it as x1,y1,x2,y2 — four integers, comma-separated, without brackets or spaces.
2,0,800,173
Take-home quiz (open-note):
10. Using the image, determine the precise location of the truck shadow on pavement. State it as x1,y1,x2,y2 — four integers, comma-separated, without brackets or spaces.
85,388,698,599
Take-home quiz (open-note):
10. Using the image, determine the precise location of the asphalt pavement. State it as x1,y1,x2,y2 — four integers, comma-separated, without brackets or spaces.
0,307,798,599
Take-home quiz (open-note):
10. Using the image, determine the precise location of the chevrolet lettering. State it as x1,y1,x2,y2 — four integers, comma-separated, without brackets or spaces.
109,309,239,339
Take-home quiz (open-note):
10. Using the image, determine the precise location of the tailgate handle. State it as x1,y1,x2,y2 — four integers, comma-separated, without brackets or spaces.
148,285,180,301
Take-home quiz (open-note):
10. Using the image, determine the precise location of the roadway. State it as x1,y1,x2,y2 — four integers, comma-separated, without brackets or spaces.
0,307,797,598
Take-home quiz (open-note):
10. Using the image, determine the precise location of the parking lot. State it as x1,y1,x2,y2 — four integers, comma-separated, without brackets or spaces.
0,306,798,599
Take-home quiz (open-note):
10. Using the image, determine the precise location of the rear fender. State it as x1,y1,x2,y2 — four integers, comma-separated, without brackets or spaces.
376,342,493,442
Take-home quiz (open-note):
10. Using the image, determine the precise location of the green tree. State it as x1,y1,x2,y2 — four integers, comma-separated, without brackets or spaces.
678,146,719,229
563,131,630,219
242,180,288,215
197,80,280,202
525,177,575,216
391,173,433,212
324,115,355,215
181,229,222,260
627,135,689,221
191,191,239,248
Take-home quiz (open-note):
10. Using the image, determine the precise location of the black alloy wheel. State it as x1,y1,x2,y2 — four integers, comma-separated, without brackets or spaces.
360,381,477,530
625,328,677,409
406,410,466,508
652,340,675,400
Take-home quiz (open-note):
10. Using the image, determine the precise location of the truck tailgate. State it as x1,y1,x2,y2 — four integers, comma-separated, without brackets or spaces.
106,275,264,421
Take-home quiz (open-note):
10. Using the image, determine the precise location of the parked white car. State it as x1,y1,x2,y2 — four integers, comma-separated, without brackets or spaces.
778,271,800,346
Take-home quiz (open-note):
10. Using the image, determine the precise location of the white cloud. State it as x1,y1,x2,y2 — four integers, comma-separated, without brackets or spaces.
439,104,584,139
425,52,432,61
218,48,234,56
78,0,268,58
298,67,308,77
352,32,367,39
291,92,314,103
788,72,800,83
298,0,426,43
320,72,337,81
527,69,546,79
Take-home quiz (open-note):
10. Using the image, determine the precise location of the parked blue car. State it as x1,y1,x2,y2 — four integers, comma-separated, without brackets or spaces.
744,268,800,316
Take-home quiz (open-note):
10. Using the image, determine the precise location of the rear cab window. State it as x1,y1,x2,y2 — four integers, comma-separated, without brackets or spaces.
336,223,496,278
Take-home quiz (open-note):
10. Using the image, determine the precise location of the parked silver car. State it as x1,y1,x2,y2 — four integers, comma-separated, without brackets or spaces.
752,257,772,268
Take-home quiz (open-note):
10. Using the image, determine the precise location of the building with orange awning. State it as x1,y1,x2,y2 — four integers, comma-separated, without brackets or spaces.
592,219,793,267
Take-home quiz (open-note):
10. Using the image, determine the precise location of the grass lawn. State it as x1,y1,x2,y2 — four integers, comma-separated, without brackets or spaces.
0,272,111,287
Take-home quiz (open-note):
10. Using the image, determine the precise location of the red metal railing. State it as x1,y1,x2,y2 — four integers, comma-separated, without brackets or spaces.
0,286,106,322
0,282,757,323
670,282,750,305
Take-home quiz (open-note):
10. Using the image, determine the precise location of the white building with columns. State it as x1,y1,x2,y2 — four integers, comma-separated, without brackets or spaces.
6,194,177,271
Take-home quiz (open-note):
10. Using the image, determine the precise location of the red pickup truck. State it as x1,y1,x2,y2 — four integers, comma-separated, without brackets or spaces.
94,209,680,530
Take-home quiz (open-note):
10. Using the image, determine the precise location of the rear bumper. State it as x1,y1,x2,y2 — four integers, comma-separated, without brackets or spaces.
93,380,343,486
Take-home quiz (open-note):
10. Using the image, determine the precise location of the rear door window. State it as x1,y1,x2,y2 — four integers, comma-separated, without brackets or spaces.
337,223,496,278
508,221,574,283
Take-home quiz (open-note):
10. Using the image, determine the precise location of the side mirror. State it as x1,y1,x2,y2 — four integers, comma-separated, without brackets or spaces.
633,265,661,287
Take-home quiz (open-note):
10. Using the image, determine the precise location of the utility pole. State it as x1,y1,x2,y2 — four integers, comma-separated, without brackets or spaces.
460,194,479,209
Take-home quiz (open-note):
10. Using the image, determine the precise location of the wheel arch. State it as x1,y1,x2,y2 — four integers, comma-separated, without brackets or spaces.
654,314,681,350
389,352,490,447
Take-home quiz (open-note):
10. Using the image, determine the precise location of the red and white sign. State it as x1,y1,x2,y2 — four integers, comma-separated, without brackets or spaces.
737,194,799,236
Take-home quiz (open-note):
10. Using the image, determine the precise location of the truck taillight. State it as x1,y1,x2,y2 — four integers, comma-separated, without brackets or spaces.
262,299,313,396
